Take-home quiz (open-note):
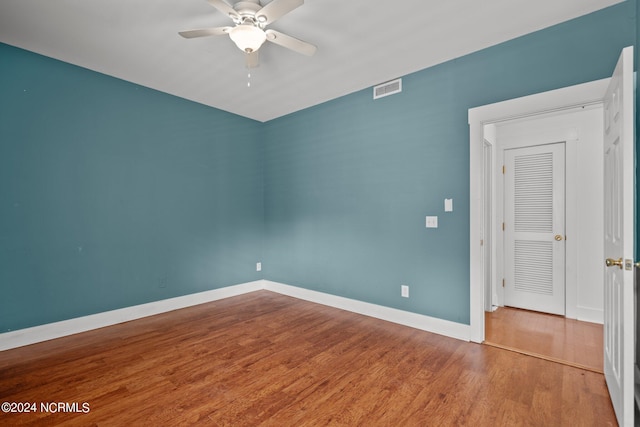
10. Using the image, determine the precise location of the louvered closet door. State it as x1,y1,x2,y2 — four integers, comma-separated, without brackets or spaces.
504,143,565,315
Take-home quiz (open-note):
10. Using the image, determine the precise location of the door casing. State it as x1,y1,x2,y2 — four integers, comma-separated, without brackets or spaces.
468,78,609,343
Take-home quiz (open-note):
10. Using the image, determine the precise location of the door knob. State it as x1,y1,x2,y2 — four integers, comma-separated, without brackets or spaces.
554,235,563,241
605,258,623,269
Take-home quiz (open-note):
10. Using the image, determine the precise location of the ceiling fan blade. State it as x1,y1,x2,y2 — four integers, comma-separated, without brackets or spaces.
246,51,259,69
206,0,239,21
179,27,231,38
256,0,303,25
265,29,316,56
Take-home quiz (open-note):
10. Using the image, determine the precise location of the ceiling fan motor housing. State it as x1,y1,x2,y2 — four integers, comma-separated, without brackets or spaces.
233,1,265,26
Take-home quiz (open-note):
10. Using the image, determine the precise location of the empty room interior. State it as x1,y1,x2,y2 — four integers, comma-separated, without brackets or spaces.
1,0,639,425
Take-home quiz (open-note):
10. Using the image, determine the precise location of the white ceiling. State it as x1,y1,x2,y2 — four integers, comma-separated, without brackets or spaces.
0,0,623,122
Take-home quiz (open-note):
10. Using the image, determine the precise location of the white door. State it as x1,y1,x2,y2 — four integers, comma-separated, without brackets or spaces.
503,143,565,315
603,46,635,427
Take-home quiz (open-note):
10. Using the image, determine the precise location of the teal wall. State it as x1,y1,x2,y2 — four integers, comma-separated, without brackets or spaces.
0,44,264,332
262,1,637,324
1,2,637,333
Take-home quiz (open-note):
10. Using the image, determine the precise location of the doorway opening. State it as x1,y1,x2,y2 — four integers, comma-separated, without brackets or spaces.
468,78,610,344
478,103,605,371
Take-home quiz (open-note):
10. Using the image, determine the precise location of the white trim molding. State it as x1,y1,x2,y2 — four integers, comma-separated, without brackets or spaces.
468,78,609,343
1,280,471,352
264,281,470,341
0,281,264,352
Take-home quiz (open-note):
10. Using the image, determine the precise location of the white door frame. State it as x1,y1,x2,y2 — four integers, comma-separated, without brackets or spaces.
468,78,609,343
483,139,494,312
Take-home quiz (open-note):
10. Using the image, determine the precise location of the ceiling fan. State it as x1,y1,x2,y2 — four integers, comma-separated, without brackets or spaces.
179,0,317,68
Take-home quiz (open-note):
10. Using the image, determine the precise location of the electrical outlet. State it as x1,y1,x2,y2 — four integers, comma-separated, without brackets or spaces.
256,262,262,272
401,285,409,298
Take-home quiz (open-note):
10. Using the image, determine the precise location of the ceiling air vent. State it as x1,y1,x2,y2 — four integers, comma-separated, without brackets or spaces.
373,78,402,99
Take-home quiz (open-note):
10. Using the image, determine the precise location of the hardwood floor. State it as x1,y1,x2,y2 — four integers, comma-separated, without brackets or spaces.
484,307,604,373
0,291,615,426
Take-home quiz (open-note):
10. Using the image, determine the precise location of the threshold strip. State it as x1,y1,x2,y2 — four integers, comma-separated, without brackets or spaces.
482,340,603,374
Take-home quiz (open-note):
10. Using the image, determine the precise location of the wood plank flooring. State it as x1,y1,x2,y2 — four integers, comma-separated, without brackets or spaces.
484,307,603,373
0,291,616,426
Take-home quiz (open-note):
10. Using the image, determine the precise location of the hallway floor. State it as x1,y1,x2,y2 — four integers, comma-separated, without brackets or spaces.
484,306,603,373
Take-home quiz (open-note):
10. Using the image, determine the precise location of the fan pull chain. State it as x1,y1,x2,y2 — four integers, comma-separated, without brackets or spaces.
247,72,251,88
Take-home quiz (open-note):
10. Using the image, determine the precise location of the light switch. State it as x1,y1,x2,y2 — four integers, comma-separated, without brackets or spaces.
445,198,453,212
426,216,438,228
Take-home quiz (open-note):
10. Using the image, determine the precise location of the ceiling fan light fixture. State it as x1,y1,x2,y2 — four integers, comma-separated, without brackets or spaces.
229,24,266,53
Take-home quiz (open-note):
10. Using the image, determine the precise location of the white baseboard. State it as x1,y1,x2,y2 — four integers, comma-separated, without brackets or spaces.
574,306,604,324
264,281,470,341
0,281,264,352
0,279,471,352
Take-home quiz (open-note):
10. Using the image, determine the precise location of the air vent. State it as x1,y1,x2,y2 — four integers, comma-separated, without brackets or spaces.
373,78,402,99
